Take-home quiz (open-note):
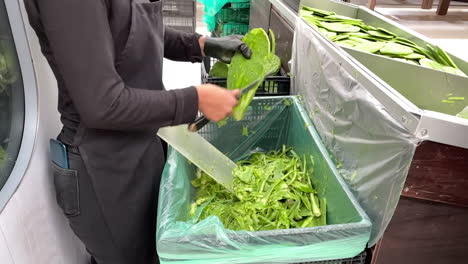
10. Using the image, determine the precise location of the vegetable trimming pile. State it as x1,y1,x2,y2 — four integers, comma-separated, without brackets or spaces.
300,6,467,77
0,146,6,169
190,146,326,231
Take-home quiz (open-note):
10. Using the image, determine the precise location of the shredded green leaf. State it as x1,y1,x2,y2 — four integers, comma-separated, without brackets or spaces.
190,146,327,231
448,97,465,101
0,146,6,168
217,119,228,128
441,99,454,104
242,126,249,136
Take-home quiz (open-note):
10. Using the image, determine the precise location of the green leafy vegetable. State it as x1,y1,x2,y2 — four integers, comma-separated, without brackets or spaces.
227,28,281,121
209,61,229,78
403,53,425,60
352,41,386,53
377,27,397,37
367,30,394,40
217,119,228,128
419,58,445,71
0,147,6,168
320,22,361,33
242,126,249,136
325,14,362,22
379,42,413,56
300,6,467,77
300,6,335,17
190,146,327,231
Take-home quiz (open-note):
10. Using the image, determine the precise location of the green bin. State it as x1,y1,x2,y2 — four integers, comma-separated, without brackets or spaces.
156,96,371,264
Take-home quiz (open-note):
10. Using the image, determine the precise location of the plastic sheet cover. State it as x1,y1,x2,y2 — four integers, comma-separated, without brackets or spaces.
291,19,418,246
197,0,248,31
156,97,371,264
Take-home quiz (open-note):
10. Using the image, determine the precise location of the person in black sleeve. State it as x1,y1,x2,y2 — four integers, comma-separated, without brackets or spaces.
23,1,251,263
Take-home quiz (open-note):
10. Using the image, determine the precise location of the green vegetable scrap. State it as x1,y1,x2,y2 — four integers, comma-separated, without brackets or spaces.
227,28,281,121
367,30,394,40
217,119,228,128
379,42,413,56
353,41,386,53
242,126,249,136
320,22,361,33
448,97,465,101
403,53,425,60
300,6,467,77
209,61,229,78
0,147,6,168
419,58,445,71
190,146,327,231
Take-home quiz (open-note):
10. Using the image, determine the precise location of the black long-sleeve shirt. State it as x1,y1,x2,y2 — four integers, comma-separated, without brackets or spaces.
24,0,202,144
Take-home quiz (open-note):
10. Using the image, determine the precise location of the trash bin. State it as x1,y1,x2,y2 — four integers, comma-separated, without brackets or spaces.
156,96,371,264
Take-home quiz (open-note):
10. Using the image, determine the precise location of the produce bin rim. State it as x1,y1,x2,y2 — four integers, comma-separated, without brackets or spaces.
291,96,371,226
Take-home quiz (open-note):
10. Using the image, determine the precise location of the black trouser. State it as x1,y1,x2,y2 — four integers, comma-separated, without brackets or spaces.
52,145,162,264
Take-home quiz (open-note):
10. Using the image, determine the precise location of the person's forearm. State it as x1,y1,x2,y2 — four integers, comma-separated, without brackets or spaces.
164,27,203,62
199,36,206,56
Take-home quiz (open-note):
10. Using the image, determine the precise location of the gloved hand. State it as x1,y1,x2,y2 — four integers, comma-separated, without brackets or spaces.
203,35,252,64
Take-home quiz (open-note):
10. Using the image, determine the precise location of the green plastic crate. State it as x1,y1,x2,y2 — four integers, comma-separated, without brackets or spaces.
213,22,249,36
229,0,250,9
156,96,372,264
216,7,250,24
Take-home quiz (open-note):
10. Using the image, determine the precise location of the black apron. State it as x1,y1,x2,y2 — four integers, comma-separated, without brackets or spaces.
61,1,165,263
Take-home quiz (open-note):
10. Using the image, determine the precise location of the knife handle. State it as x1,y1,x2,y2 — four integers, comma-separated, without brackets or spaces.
188,115,210,132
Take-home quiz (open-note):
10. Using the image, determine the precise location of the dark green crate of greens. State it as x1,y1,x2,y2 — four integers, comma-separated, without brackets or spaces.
213,22,249,37
216,6,250,24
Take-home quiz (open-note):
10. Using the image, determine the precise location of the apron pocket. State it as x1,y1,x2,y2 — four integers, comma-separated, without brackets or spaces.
52,162,80,217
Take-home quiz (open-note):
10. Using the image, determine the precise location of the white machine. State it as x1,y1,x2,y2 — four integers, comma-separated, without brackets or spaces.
0,1,88,263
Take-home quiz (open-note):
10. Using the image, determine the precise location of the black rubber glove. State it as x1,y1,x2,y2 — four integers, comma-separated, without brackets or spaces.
204,35,252,64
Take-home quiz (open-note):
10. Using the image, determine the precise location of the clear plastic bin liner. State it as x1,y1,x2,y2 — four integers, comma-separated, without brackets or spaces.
291,19,418,246
156,97,371,263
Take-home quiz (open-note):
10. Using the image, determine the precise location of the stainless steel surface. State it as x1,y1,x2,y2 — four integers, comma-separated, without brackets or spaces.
249,0,272,31
269,7,295,72
416,110,468,149
269,0,298,26
291,17,420,132
158,125,236,191
273,0,468,148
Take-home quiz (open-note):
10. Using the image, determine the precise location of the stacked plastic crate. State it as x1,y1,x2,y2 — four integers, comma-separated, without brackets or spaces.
162,0,196,33
212,1,250,37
